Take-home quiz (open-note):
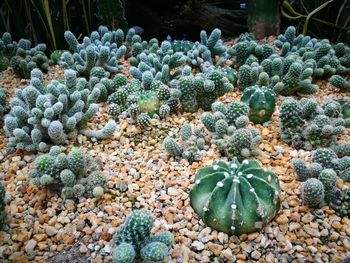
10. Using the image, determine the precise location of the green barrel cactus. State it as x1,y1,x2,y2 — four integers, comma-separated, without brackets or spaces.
190,158,280,235
240,85,276,124
138,92,160,117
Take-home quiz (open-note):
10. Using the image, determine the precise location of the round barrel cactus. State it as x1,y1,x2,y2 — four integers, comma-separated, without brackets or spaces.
241,85,276,124
190,158,280,235
138,92,160,117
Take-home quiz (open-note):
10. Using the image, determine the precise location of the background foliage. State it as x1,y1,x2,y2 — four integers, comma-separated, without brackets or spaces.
0,0,127,51
281,0,350,43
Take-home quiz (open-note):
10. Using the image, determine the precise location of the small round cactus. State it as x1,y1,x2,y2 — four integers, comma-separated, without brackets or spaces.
190,159,280,235
312,148,338,169
180,125,192,141
112,243,135,263
319,169,337,203
140,242,169,262
225,101,249,126
302,178,324,208
137,113,152,129
138,92,160,117
241,85,276,124
163,137,182,157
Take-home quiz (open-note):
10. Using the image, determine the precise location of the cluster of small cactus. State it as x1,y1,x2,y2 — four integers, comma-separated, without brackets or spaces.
201,101,261,160
0,32,17,71
232,26,350,96
232,39,274,67
59,26,129,78
29,147,106,199
238,55,319,95
275,26,349,76
107,66,234,128
279,97,350,150
0,32,52,78
240,85,276,123
163,124,206,161
0,181,5,230
0,87,7,116
4,68,116,153
294,147,350,209
330,187,350,217
190,158,280,235
112,209,173,263
329,75,350,91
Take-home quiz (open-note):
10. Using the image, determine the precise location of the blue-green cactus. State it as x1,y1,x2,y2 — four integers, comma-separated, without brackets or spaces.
190,159,280,235
113,210,173,262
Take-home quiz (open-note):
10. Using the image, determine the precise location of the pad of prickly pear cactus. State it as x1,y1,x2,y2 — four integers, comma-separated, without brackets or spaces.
190,158,280,235
240,85,276,124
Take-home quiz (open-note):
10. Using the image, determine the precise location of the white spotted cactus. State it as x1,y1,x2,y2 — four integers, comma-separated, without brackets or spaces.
190,159,280,235
4,68,115,153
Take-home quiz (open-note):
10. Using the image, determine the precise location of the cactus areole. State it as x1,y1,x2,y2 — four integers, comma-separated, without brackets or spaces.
190,159,280,235
241,85,276,124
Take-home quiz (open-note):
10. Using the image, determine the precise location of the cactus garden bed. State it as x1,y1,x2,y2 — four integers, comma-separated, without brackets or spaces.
0,27,350,263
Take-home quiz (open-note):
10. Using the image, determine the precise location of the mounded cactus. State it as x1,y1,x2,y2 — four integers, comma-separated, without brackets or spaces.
240,85,276,124
4,69,115,153
302,178,324,208
113,210,173,262
29,147,106,199
190,158,280,235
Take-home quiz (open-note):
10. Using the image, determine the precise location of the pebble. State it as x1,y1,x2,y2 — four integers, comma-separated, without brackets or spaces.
192,241,205,251
25,239,37,254
45,226,58,237
251,250,261,260
80,244,88,253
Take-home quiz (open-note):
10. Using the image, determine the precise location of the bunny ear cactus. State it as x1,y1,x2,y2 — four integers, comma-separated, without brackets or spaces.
241,85,276,124
190,159,280,235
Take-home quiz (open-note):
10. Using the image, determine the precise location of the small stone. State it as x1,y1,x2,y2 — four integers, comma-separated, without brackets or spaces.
331,221,342,230
303,225,320,238
33,234,47,242
207,242,222,256
221,248,234,260
192,241,205,251
80,244,88,253
251,250,261,260
289,222,301,231
275,214,288,225
25,239,37,254
247,232,259,240
217,232,229,243
45,226,57,237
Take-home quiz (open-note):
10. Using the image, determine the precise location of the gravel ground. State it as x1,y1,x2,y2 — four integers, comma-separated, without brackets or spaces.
0,65,350,263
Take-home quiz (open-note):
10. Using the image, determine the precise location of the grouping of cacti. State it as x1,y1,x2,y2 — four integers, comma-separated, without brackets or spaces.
107,65,234,129
29,147,106,199
0,87,7,116
4,68,116,153
232,26,350,96
190,158,280,235
293,147,350,214
201,101,261,160
0,32,52,78
112,209,173,263
163,124,206,161
279,97,350,150
0,181,5,230
59,25,129,78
